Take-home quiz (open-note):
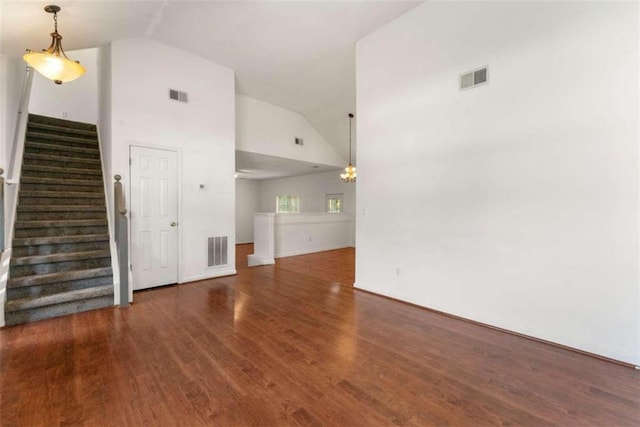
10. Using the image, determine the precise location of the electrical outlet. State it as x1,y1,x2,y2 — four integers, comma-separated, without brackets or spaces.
61,111,68,118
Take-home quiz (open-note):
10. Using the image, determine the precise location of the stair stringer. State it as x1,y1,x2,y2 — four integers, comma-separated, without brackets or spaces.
95,121,126,306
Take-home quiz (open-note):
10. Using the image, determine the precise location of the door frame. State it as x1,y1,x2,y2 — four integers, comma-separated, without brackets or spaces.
128,143,183,292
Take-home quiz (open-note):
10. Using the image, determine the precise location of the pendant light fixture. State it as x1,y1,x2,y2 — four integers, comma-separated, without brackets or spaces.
23,5,85,85
340,113,356,183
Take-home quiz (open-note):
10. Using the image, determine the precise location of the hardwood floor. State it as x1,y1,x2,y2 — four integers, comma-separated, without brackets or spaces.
237,243,355,286
1,246,638,426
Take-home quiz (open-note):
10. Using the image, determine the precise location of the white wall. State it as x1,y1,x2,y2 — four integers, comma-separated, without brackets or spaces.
236,94,345,167
259,170,356,214
0,53,6,170
236,178,260,243
29,48,98,124
356,1,639,365
97,46,113,204
111,38,236,284
96,44,124,303
4,57,27,172
274,213,354,258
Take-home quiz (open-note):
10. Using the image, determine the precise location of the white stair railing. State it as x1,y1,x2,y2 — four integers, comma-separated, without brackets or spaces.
114,175,129,307
1,65,34,327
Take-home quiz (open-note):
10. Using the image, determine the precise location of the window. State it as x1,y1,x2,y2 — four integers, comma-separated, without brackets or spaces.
326,193,344,213
276,195,300,213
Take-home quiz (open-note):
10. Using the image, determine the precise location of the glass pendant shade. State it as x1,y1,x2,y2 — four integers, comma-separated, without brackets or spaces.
23,6,85,85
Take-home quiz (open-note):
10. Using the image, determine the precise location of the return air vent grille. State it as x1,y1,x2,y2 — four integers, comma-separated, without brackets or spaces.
169,89,189,103
460,66,488,90
207,236,228,267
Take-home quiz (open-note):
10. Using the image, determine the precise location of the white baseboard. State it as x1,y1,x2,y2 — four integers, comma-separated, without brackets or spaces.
0,248,12,327
275,244,351,259
181,268,237,283
248,254,275,267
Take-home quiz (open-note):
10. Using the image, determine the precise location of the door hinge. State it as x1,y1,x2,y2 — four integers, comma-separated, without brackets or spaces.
129,158,132,165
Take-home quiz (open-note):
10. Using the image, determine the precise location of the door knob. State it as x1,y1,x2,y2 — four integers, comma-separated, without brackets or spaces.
170,222,177,227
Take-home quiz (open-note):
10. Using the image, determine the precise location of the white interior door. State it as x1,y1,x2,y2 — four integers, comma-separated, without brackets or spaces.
130,146,178,290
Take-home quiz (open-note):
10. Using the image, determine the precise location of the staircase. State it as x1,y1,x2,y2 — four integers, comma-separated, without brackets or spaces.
4,114,114,326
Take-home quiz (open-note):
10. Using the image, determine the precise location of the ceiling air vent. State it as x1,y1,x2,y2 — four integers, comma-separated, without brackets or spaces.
169,89,188,103
460,66,488,90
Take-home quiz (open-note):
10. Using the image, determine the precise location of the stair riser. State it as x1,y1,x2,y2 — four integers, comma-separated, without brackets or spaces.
20,183,104,193
27,125,97,139
19,197,105,206
12,241,110,257
7,266,113,289
24,148,100,166
5,295,113,326
29,114,97,132
11,257,112,278
22,170,103,180
23,156,102,170
15,226,109,238
17,211,107,221
28,120,97,134
26,135,98,149
25,146,100,161
7,275,113,300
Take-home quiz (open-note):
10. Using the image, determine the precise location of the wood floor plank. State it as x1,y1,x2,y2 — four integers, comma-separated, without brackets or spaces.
1,245,639,426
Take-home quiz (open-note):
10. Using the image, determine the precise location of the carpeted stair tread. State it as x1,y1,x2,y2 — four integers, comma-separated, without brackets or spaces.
7,267,113,289
6,274,113,300
26,131,98,146
24,152,102,165
25,141,100,156
17,205,107,220
13,233,110,247
28,114,96,132
4,295,113,325
20,185,104,194
5,285,113,312
11,250,111,266
19,190,105,199
27,121,97,138
15,219,107,229
20,177,102,187
22,164,102,177
18,204,106,212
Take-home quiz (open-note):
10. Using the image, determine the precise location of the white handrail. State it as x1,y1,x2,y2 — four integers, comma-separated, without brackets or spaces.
5,66,34,246
7,66,33,182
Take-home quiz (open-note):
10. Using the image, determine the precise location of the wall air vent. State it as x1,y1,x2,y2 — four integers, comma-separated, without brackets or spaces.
295,137,304,146
207,236,228,267
460,66,489,90
169,89,189,103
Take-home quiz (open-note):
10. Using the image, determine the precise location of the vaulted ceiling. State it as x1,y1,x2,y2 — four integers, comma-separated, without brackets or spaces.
1,1,421,162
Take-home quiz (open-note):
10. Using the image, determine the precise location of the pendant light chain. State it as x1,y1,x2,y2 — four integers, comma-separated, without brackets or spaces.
348,114,352,164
